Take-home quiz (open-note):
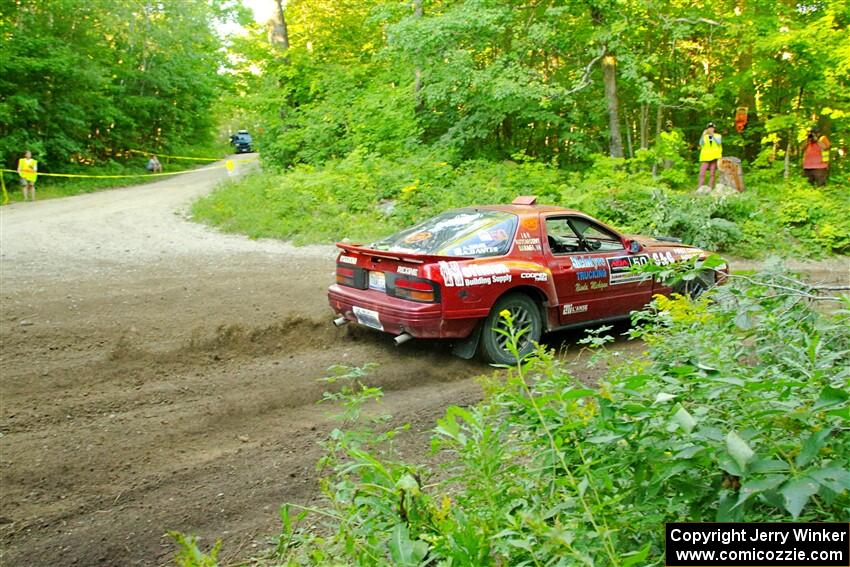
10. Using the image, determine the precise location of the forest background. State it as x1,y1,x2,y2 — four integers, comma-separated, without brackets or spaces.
2,0,849,255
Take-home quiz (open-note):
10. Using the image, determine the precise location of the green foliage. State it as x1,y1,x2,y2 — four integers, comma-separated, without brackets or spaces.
169,531,221,567
234,0,848,174
0,0,246,171
193,150,849,257
244,268,849,566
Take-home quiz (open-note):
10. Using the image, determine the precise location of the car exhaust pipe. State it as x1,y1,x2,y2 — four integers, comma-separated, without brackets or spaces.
394,333,413,346
333,317,349,327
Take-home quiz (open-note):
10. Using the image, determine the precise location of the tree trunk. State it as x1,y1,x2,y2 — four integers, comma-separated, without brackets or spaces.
651,103,664,177
736,44,759,161
785,86,805,178
639,103,649,149
783,134,792,179
602,54,624,158
270,0,289,50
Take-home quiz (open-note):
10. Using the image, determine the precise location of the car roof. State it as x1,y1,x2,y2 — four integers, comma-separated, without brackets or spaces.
465,204,586,216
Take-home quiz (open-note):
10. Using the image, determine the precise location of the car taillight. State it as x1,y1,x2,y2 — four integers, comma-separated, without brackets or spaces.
336,265,367,289
336,267,355,286
387,274,440,303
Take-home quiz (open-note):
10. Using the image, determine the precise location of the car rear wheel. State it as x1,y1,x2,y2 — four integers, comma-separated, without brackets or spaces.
480,293,543,364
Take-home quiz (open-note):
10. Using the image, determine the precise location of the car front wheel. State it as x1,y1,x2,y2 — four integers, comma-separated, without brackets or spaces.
480,293,543,364
675,270,714,299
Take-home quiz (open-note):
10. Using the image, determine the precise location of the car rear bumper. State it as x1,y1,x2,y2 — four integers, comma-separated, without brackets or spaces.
328,284,478,339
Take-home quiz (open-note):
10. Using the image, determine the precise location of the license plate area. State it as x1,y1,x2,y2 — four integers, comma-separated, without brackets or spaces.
352,306,383,330
368,271,386,292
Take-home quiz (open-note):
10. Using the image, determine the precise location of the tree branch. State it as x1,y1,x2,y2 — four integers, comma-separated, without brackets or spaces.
561,46,606,97
723,272,847,302
673,17,723,26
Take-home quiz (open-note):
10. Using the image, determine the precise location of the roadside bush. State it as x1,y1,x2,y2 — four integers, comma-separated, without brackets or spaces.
192,152,849,257
247,267,849,566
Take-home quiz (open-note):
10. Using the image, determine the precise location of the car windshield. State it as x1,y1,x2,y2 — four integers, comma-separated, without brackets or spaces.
371,209,517,257
234,133,252,143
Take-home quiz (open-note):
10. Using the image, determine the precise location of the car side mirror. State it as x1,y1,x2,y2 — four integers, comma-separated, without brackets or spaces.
626,239,641,253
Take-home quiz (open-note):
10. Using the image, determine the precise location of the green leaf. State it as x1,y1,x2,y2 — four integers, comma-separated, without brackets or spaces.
726,431,755,473
734,311,755,330
716,490,743,522
672,406,697,434
622,543,651,567
827,407,850,420
750,459,790,474
735,475,786,509
809,466,850,493
699,254,727,270
561,388,596,400
388,524,428,567
655,392,676,403
780,477,820,519
795,428,832,468
813,386,849,410
674,444,705,459
395,474,420,496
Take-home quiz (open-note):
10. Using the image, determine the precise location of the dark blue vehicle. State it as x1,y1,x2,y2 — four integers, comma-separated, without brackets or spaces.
230,130,253,153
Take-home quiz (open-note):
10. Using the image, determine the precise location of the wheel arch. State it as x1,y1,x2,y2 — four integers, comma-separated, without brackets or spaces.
452,285,553,361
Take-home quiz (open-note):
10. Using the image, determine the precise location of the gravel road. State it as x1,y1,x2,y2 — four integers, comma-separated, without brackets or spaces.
1,158,494,566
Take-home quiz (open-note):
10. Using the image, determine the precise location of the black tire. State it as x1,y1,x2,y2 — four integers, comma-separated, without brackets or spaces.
479,293,543,364
675,270,714,299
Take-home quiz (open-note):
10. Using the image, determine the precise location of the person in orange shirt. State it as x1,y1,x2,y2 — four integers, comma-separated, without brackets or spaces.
17,150,38,201
802,127,830,186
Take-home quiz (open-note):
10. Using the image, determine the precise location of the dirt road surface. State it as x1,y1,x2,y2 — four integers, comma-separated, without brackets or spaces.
1,159,845,566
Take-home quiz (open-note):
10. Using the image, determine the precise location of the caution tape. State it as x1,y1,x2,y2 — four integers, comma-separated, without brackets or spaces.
128,149,223,161
0,157,257,181
1,171,8,205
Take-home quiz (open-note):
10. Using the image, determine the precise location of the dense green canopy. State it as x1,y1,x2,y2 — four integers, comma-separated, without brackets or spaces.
0,0,247,171
230,0,848,173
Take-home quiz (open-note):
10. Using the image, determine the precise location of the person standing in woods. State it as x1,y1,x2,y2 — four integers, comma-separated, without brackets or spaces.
17,150,38,201
802,127,830,186
696,122,722,190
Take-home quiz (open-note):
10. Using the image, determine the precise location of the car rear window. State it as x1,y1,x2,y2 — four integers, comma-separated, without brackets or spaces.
371,210,517,257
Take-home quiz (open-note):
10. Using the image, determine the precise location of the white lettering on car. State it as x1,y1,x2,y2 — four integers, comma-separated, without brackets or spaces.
650,251,676,266
562,303,589,315
339,255,357,265
520,272,548,282
438,262,511,287
439,261,466,287
516,231,542,252
397,266,418,276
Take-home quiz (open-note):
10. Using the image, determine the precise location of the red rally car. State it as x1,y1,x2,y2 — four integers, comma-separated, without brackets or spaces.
328,196,726,364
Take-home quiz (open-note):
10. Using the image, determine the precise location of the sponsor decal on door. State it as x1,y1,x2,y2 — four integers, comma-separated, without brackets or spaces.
606,255,649,285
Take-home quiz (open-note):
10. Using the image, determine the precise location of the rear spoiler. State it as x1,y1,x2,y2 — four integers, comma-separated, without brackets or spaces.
336,243,472,264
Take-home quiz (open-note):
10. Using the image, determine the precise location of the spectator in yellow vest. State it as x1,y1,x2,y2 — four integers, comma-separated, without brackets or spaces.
802,127,830,186
17,150,38,201
697,122,722,190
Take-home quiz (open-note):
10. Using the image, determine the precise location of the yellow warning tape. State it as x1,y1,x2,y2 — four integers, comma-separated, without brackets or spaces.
1,172,8,205
128,149,224,162
0,158,256,181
